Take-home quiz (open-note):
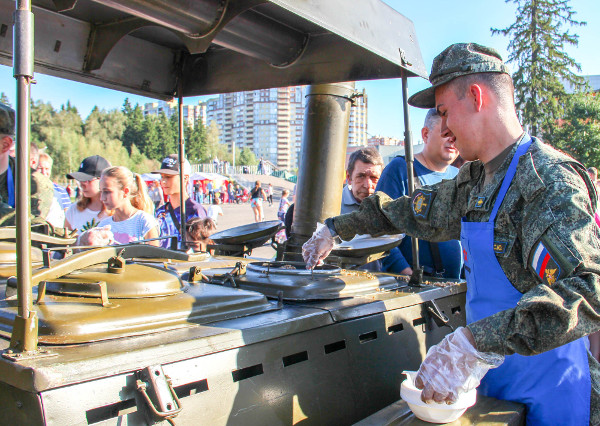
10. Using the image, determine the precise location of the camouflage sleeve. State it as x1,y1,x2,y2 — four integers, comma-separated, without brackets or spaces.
30,171,54,219
332,162,479,241
469,163,600,355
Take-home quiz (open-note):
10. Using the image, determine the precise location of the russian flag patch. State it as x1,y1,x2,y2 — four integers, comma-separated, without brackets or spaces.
530,241,561,286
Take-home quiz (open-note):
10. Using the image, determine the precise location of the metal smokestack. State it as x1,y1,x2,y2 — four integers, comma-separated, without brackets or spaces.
291,82,355,247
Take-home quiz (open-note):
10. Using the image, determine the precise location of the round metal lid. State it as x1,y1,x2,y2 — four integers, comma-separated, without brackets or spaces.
211,220,282,245
329,235,404,258
44,263,183,298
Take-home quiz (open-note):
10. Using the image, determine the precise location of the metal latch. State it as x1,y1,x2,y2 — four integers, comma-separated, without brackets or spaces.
425,299,454,331
136,365,182,424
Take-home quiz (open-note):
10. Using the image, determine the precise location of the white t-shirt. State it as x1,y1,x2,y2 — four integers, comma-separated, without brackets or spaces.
65,205,105,232
98,210,158,244
46,197,65,229
207,205,223,224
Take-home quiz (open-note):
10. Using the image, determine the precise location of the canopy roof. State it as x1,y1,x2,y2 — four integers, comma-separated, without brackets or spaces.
0,0,427,99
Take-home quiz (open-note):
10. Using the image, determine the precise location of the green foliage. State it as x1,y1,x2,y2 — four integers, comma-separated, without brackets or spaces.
202,121,229,162
238,148,258,166
0,92,10,106
30,101,158,182
549,93,600,169
186,122,208,163
492,0,587,138
122,103,145,154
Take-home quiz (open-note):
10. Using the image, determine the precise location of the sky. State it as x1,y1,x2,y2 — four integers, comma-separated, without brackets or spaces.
0,0,598,143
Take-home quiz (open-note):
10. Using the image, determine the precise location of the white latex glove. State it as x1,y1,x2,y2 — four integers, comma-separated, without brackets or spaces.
415,327,504,404
302,223,335,269
78,225,115,246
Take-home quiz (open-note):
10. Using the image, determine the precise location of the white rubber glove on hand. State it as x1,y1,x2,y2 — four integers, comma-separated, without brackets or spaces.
302,223,335,269
78,225,115,247
415,327,504,404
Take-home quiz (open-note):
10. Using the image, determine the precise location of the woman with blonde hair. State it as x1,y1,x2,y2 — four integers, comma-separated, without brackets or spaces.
64,155,112,232
80,166,159,246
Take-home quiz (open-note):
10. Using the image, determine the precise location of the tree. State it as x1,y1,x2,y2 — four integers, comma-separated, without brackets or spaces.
550,92,600,169
0,92,10,106
238,148,258,166
122,103,145,154
492,0,586,138
186,123,207,163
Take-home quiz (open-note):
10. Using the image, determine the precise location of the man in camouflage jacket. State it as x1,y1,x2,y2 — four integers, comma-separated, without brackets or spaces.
303,43,600,424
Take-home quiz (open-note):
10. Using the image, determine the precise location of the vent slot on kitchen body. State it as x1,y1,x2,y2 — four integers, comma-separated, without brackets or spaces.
232,364,264,382
359,331,378,343
387,323,404,334
86,399,137,424
324,340,346,354
174,379,209,398
283,351,309,367
412,317,426,327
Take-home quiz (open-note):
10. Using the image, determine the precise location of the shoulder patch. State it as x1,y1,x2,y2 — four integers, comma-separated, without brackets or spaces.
493,240,508,254
528,231,581,286
530,241,561,285
412,189,434,219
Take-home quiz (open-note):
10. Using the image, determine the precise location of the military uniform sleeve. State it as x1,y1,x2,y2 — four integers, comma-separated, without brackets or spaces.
332,161,480,242
30,171,54,219
468,162,600,355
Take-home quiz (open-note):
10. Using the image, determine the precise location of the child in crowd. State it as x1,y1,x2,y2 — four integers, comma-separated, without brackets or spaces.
65,155,112,232
79,166,159,246
207,197,224,226
186,217,216,253
278,189,291,221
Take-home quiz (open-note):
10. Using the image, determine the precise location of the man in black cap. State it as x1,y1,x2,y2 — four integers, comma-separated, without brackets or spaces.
0,102,54,226
154,154,207,249
302,43,599,423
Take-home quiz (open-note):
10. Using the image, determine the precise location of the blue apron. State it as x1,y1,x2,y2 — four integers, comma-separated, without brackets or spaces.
6,162,15,207
460,136,590,425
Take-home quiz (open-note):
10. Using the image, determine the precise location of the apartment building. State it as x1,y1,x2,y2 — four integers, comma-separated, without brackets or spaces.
144,85,368,169
143,100,207,128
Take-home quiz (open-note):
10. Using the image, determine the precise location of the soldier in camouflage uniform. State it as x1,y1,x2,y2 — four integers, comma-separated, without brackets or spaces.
0,102,55,228
303,43,599,424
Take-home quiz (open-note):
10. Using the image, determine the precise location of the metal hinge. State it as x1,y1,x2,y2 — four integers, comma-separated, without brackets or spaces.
136,365,182,424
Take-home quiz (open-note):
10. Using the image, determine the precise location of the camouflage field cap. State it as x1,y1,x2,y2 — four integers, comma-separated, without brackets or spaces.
0,103,15,135
408,43,510,109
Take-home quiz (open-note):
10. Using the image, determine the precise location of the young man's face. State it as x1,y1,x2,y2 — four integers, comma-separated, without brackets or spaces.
160,173,188,196
435,83,479,161
346,159,382,203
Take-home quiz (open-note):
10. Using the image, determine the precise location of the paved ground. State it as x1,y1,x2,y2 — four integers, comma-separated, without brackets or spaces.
206,174,294,259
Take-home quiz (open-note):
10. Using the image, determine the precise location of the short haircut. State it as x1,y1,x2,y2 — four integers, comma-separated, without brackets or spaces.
588,167,598,180
282,189,289,197
450,72,514,107
187,217,216,241
30,142,40,163
38,151,53,167
423,108,441,131
347,147,383,175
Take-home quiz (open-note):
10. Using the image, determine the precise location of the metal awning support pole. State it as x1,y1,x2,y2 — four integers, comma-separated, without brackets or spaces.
177,80,186,250
401,69,423,285
10,0,38,352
